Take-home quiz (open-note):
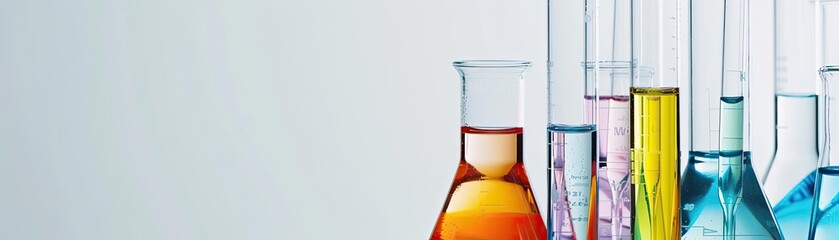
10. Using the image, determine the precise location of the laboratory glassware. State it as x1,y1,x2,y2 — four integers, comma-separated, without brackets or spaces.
629,0,682,239
585,0,633,238
808,66,839,240
680,0,782,238
548,0,598,238
717,0,748,237
765,0,826,207
588,62,632,240
430,60,546,240
770,1,839,238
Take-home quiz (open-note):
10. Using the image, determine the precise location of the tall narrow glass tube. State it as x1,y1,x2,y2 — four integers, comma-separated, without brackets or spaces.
629,0,682,239
717,0,748,237
548,0,598,239
681,0,725,235
809,66,839,240
588,63,632,240
587,1,633,239
680,2,783,236
430,60,546,240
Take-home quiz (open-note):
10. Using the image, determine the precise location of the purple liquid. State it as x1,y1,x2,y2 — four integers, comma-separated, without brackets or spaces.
586,96,631,239
549,125,597,240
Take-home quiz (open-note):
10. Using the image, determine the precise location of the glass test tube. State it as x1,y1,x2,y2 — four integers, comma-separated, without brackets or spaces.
717,0,748,237
681,2,725,236
586,0,633,239
548,0,598,239
681,2,782,238
588,63,632,240
629,0,682,239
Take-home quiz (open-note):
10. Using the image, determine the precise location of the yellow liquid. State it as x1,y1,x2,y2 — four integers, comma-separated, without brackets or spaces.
629,87,680,240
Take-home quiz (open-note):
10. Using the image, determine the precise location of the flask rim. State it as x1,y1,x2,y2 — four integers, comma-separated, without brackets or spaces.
453,60,531,68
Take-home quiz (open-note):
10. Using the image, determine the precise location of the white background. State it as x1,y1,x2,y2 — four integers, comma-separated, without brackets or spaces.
0,0,776,239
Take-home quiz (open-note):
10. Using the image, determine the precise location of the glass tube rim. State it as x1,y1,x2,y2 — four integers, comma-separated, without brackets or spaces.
821,65,839,73
453,60,532,68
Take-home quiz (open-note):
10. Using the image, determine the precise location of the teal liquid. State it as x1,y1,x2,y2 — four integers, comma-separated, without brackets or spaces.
773,172,816,213
718,97,744,239
809,166,839,240
681,151,782,239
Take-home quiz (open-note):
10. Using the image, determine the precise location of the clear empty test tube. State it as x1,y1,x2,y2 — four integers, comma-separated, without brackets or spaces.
629,0,683,239
547,0,598,239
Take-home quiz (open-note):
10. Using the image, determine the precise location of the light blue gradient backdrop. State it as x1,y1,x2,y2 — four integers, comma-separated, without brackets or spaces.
0,0,775,239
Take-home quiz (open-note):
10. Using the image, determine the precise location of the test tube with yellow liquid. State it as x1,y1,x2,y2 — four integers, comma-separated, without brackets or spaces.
629,0,682,239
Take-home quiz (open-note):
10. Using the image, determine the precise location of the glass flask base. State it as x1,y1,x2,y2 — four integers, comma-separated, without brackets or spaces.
808,166,839,240
680,151,782,239
430,127,546,240
773,171,815,240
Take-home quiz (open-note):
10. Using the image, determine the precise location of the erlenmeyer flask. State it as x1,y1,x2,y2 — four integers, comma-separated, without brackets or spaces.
765,0,822,209
769,1,839,238
430,60,546,240
808,65,839,240
680,0,783,239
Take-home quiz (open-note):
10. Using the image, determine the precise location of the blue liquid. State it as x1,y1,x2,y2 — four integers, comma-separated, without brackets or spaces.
721,96,744,104
773,172,816,240
681,151,782,239
773,171,817,213
808,166,839,239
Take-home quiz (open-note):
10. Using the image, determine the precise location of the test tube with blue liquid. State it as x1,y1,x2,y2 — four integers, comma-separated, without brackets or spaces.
717,0,748,237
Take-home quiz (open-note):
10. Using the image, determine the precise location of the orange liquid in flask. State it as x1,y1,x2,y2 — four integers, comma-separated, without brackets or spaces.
430,127,547,240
